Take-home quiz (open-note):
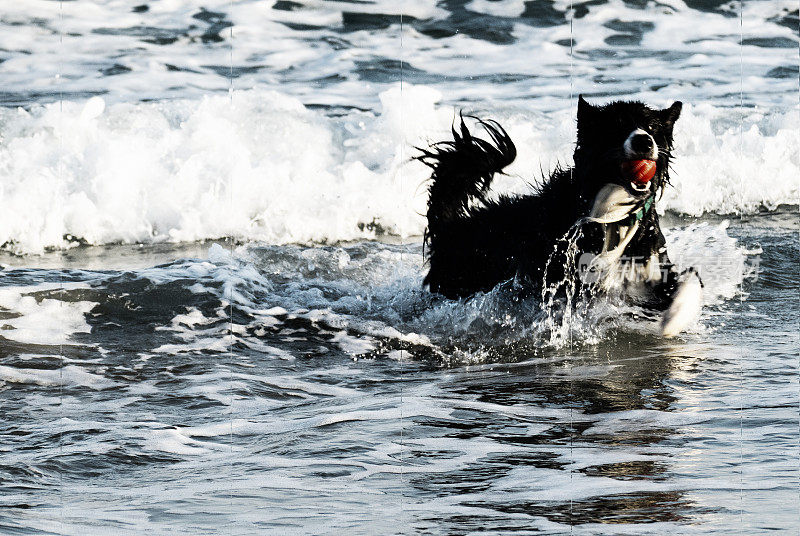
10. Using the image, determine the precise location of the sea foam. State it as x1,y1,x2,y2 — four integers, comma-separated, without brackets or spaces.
0,87,796,254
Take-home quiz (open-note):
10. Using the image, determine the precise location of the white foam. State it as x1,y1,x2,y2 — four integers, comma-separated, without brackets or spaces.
665,103,800,215
0,364,118,390
0,283,95,345
331,330,376,355
664,220,755,304
180,396,453,438
152,335,233,355
0,0,795,112
145,428,227,456
582,409,711,436
0,87,795,255
467,0,526,18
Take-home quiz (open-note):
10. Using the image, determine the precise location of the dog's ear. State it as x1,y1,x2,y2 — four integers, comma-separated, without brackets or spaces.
577,95,596,122
661,101,682,127
577,95,599,136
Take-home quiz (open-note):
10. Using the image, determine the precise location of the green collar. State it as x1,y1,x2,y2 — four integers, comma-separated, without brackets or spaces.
629,194,654,225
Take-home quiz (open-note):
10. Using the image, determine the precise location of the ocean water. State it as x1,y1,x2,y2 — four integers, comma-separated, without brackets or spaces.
0,1,798,534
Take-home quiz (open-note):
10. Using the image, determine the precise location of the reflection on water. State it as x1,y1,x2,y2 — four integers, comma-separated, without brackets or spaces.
396,341,703,529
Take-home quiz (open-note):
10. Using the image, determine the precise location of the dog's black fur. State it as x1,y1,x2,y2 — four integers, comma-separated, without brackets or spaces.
417,96,683,307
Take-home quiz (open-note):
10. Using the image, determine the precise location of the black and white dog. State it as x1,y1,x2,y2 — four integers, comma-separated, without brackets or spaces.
416,96,702,336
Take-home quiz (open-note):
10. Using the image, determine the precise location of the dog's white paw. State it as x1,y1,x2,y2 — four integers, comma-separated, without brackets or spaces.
660,270,703,338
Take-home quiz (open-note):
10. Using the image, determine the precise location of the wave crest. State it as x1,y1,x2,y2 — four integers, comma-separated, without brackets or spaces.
0,87,795,254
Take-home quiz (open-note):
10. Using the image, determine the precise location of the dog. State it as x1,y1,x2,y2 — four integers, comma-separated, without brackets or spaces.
416,96,702,337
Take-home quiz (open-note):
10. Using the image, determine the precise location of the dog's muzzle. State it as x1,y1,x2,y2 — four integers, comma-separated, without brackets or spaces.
622,129,658,192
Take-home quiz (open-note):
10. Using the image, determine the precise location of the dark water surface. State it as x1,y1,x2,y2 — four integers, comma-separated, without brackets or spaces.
0,212,797,534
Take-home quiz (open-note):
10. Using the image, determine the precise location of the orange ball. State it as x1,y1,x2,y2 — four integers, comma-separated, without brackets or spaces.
621,159,656,185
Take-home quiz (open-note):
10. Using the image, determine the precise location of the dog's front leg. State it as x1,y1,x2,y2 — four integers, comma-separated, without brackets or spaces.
659,266,703,337
643,225,704,337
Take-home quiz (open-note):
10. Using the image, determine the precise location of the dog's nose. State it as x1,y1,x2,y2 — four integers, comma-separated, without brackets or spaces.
630,134,654,154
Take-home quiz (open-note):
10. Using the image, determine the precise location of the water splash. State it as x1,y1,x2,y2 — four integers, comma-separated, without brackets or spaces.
539,223,601,347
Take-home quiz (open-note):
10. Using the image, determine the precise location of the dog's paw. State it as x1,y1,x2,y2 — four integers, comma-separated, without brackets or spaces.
660,268,703,338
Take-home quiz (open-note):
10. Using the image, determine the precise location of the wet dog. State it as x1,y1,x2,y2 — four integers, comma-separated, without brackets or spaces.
416,96,702,336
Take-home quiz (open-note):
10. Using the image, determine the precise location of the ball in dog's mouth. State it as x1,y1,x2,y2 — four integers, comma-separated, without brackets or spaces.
621,159,656,190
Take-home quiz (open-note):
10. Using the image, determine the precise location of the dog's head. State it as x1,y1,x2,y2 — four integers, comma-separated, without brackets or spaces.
573,97,682,270
575,96,681,198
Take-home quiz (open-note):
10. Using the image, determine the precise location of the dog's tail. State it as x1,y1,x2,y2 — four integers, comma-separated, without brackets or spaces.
416,115,516,231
